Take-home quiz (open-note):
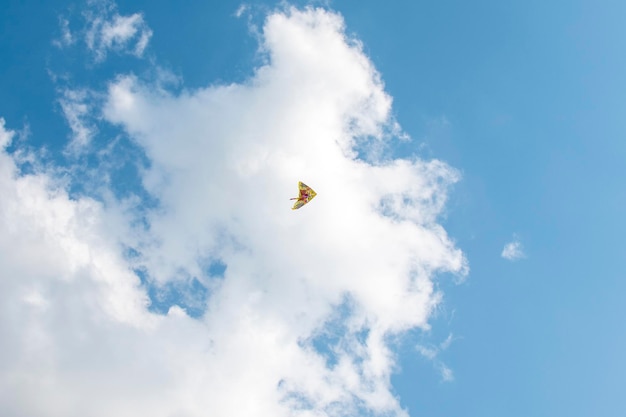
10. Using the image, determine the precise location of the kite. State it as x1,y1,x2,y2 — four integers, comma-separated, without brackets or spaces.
290,181,317,210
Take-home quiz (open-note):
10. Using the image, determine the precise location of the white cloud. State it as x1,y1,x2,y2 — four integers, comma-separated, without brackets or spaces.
54,0,152,61
0,118,13,148
501,236,526,261
53,17,75,48
58,88,97,152
415,333,456,382
81,0,152,61
0,6,467,417
235,4,249,18
416,344,438,361
438,363,454,382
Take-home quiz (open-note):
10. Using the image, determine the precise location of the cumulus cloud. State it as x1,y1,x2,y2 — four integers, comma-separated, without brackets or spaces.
501,236,526,261
0,6,466,417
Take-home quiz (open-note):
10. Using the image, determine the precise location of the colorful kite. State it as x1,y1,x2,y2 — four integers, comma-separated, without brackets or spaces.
290,181,317,210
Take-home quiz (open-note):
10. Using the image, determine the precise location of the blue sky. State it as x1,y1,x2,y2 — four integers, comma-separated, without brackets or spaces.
1,1,625,416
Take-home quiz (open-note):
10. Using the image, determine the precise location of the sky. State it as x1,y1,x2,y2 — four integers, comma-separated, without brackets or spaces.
1,1,625,416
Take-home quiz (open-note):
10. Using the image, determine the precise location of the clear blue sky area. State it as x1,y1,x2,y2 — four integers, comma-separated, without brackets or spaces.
2,1,625,416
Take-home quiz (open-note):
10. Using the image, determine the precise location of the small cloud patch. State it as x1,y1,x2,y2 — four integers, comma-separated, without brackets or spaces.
416,333,456,382
55,0,152,62
501,236,526,261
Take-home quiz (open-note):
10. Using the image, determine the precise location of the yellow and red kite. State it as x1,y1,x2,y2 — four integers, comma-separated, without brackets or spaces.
290,181,317,210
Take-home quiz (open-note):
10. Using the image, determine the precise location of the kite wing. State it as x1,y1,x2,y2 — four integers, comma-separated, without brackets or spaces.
291,181,317,210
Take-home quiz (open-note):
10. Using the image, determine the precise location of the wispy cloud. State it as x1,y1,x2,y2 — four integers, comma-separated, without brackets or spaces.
416,333,457,382
0,6,467,417
438,363,454,382
55,0,152,62
84,0,152,61
502,235,526,261
58,88,98,152
234,4,249,18
53,17,75,48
